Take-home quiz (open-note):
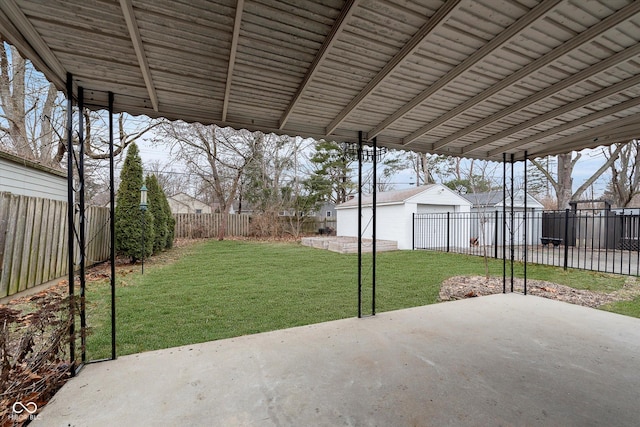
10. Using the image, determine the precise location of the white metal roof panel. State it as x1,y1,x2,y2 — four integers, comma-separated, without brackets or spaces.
1,0,639,161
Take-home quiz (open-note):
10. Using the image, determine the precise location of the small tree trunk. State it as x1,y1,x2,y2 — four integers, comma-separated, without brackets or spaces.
218,207,228,240
557,153,573,209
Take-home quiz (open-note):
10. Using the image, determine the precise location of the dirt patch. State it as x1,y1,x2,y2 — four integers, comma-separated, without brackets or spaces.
439,275,640,308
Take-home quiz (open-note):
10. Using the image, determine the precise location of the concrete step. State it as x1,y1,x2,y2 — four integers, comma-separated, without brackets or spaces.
302,237,398,254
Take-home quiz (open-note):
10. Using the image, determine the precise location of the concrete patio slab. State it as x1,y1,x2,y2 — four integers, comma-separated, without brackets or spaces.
34,294,640,426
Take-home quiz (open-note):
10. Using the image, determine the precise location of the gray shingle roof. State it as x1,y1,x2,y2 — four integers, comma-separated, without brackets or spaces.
337,185,437,208
461,191,503,207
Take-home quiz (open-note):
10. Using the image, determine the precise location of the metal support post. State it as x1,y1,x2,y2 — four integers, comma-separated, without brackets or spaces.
564,209,570,270
78,86,87,364
412,213,415,250
524,151,528,295
494,210,499,259
357,131,363,318
142,214,146,274
510,153,515,292
446,212,450,252
66,73,76,376
502,153,506,293
109,92,116,360
372,137,377,316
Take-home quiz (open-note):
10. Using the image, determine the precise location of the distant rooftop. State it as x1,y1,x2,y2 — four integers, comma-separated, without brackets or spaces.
338,185,439,208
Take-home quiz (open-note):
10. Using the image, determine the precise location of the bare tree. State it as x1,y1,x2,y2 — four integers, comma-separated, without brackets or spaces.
1,41,159,168
80,110,160,162
145,159,196,197
530,147,624,209
358,149,411,193
242,134,312,237
161,122,259,240
411,152,445,185
0,40,61,165
604,139,640,207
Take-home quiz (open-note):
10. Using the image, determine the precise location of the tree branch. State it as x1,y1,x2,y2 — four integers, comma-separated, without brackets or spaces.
573,143,625,199
530,158,559,195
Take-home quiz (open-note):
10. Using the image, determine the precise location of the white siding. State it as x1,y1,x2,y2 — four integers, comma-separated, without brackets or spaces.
377,204,407,248
336,184,472,250
337,203,410,249
0,157,66,201
167,193,212,214
336,207,358,238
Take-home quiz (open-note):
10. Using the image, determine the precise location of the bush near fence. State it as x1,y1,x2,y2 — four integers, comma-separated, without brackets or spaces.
0,192,110,298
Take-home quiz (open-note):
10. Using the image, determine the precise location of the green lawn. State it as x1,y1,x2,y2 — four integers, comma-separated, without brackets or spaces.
601,296,640,318
85,240,629,360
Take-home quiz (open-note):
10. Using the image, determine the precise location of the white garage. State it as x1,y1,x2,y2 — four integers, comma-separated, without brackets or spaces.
335,184,472,250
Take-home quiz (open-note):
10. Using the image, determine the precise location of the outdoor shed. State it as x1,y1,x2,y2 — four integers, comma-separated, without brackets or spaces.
462,190,544,213
336,184,471,250
462,190,544,246
0,150,66,201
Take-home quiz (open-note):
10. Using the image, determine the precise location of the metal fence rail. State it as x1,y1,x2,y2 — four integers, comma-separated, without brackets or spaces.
413,209,640,276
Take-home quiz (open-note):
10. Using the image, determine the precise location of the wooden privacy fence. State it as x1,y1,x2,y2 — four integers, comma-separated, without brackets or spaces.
0,192,110,298
173,213,250,238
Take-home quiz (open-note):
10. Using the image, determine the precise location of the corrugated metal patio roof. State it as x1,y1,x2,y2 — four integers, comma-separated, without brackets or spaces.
1,0,639,161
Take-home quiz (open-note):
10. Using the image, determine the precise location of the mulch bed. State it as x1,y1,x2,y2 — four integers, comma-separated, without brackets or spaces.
439,275,640,308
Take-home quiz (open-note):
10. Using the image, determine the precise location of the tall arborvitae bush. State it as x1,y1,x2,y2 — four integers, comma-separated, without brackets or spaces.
163,193,175,248
146,174,168,253
115,143,154,262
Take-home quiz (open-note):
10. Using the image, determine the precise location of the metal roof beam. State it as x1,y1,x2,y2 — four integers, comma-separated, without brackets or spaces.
529,115,640,155
530,119,640,158
367,0,562,141
460,43,640,154
222,0,244,122
119,0,159,112
403,0,640,148
279,0,360,129
487,96,640,157
462,44,640,153
325,0,462,136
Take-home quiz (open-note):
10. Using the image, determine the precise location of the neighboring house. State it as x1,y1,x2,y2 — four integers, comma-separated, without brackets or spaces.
462,190,544,213
312,202,336,221
336,184,472,250
461,190,544,246
167,192,212,214
0,150,67,201
233,200,253,215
